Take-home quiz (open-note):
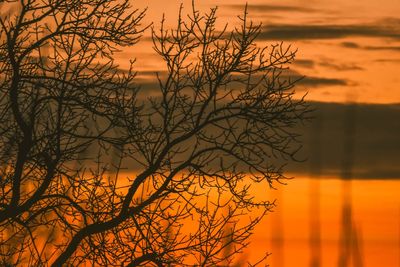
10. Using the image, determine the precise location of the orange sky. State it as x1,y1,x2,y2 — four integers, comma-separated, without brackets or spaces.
256,176,400,267
116,0,400,104
1,1,399,266
117,1,400,266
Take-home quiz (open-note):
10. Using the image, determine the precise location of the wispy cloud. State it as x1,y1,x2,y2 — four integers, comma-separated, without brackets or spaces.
340,41,361,48
318,61,363,71
258,21,400,40
374,59,400,63
224,4,317,13
298,77,349,87
282,69,350,88
134,68,350,94
340,41,400,52
364,45,400,51
294,59,315,69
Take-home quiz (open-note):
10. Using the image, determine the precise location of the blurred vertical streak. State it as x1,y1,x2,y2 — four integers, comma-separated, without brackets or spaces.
352,224,364,267
271,189,284,267
309,112,322,267
337,102,364,267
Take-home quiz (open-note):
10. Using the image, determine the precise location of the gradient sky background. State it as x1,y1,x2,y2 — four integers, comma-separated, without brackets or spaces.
128,0,400,105
115,1,400,266
0,1,398,266
120,0,400,180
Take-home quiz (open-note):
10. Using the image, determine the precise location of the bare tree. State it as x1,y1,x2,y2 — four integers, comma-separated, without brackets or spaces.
0,1,309,266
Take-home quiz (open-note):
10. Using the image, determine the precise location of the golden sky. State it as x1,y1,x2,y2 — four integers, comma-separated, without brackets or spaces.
111,0,400,180
123,2,400,266
123,0,400,104
1,1,398,266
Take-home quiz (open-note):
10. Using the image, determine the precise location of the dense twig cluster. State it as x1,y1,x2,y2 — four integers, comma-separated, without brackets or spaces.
0,1,309,266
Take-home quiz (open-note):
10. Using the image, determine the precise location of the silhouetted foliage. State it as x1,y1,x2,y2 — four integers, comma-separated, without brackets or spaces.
0,0,309,266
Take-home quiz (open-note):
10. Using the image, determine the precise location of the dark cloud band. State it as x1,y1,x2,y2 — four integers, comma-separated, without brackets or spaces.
224,4,317,13
258,23,400,40
290,102,400,179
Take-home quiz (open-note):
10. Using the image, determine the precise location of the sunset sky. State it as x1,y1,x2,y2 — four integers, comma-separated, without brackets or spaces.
117,0,400,179
128,0,400,104
0,0,398,266
118,1,400,266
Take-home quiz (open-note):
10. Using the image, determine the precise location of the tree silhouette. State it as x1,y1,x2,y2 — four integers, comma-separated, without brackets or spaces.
0,1,309,266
